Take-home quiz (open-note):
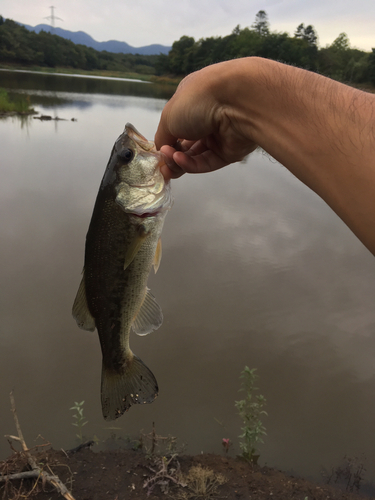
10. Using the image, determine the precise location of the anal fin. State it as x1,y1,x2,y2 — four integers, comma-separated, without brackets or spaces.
131,288,163,336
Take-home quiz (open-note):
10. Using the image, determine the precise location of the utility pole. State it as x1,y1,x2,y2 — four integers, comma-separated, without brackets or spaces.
44,6,63,30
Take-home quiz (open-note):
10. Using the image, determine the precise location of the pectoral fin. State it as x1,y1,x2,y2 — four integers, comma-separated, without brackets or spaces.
153,238,162,273
131,288,163,336
124,225,149,270
72,270,96,331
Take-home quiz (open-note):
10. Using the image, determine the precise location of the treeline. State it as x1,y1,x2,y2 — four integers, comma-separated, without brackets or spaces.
0,16,158,74
1,12,375,86
157,11,375,85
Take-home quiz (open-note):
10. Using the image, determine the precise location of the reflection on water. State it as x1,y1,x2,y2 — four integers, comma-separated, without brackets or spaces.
1,70,375,491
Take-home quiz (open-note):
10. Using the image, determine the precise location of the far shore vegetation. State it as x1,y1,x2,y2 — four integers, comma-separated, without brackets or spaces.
0,87,35,114
0,62,183,86
0,11,374,91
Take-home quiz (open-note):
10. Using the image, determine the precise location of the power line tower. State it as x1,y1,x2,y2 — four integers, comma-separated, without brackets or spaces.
44,6,63,30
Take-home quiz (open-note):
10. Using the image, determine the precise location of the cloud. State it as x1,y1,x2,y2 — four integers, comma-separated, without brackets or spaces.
2,0,374,50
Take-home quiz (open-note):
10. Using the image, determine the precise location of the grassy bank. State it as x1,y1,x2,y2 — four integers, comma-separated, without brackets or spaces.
0,87,35,114
0,63,182,86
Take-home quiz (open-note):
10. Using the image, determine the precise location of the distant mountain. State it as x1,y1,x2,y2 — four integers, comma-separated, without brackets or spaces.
20,23,171,56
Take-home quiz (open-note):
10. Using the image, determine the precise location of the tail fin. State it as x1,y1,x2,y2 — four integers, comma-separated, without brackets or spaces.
101,354,158,420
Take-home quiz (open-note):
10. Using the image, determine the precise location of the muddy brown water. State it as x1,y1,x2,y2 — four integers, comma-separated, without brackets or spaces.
1,70,375,488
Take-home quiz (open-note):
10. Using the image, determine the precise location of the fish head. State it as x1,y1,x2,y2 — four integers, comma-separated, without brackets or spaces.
110,123,172,217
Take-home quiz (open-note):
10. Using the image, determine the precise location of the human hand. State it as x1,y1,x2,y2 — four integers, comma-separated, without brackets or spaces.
158,56,375,255
154,61,258,181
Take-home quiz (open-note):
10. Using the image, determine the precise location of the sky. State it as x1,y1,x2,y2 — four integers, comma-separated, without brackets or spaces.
1,0,374,52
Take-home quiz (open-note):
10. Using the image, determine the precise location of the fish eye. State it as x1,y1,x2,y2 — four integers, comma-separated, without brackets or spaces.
117,148,134,163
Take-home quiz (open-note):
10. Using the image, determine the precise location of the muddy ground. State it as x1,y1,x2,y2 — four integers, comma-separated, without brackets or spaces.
0,446,373,500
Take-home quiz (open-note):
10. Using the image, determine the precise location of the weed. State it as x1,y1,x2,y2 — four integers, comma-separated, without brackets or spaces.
143,454,186,496
176,464,227,499
70,400,88,443
138,422,185,457
323,454,366,492
235,366,267,463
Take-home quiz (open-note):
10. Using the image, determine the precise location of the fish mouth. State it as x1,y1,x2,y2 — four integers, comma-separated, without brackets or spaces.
130,209,162,219
125,123,155,152
118,123,173,217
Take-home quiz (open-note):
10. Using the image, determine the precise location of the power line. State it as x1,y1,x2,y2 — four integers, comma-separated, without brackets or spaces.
44,6,63,29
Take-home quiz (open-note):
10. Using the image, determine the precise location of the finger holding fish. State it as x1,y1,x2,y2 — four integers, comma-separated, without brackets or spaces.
160,136,232,181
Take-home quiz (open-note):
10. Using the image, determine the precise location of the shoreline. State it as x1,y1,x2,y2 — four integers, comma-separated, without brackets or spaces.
0,63,181,86
1,447,372,499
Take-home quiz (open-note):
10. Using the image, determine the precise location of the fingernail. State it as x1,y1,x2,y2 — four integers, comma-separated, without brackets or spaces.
174,140,182,151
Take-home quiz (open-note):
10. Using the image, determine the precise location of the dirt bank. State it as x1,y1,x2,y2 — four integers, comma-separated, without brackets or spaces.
1,447,373,500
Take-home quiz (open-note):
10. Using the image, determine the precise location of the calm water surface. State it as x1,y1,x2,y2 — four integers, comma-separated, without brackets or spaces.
1,70,375,488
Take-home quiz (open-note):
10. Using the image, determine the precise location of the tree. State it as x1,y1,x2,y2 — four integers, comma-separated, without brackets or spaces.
368,48,375,84
332,32,350,51
155,53,170,75
232,25,241,36
168,35,196,74
230,27,263,58
0,15,157,72
318,33,352,81
304,25,318,46
252,10,270,37
295,23,304,38
295,23,318,46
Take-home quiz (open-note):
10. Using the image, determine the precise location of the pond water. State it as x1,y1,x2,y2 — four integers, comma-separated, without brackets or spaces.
1,70,375,489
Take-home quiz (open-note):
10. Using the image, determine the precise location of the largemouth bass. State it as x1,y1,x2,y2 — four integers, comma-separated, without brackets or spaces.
72,123,172,420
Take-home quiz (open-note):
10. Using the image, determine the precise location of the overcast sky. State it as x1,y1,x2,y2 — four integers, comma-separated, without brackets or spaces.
1,0,374,52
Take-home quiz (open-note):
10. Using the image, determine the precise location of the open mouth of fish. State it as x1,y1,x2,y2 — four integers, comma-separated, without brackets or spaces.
126,123,155,152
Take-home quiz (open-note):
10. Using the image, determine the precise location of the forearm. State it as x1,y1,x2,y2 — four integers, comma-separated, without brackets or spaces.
214,58,375,254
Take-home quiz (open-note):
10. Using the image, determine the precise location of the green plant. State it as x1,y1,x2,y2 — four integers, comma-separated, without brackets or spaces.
235,366,267,463
70,400,88,443
0,88,16,112
0,88,34,114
